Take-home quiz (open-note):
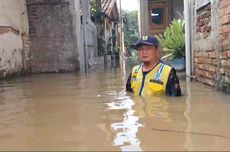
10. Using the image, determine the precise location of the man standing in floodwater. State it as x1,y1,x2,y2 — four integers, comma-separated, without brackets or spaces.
126,35,181,97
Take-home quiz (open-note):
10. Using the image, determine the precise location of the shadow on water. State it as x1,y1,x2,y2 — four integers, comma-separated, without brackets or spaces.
0,58,229,151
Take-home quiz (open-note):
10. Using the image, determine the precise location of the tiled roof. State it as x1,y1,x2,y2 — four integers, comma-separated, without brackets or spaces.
89,0,119,21
101,0,116,16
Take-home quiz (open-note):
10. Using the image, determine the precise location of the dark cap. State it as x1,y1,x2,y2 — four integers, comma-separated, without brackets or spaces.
133,35,159,50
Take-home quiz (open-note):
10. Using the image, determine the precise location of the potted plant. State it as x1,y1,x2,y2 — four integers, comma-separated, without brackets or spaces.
156,19,185,71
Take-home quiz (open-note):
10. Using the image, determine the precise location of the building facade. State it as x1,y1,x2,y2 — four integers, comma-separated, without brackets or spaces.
102,0,119,55
192,0,230,93
1,0,118,77
137,0,230,94
26,0,82,73
0,0,30,78
0,0,83,77
137,0,184,36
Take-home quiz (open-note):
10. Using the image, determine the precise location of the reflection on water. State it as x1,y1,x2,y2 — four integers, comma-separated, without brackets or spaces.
107,95,142,151
184,81,192,151
107,95,173,151
135,97,171,121
0,66,230,151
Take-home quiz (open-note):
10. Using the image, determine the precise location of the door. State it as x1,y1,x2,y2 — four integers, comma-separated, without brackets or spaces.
148,2,169,35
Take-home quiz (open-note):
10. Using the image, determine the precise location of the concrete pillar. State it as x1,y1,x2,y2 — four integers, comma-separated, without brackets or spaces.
72,0,82,71
82,0,90,72
137,0,148,37
184,0,192,81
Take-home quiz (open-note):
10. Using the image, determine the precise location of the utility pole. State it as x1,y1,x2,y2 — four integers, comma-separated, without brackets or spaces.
95,0,101,59
119,0,125,70
184,0,191,81
82,0,90,73
73,0,83,72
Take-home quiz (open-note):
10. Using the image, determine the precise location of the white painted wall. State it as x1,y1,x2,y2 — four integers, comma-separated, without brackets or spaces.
0,0,29,77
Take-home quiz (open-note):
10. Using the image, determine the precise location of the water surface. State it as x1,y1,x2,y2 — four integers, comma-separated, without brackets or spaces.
0,68,230,151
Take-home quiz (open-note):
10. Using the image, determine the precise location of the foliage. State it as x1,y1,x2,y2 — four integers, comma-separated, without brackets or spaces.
90,0,107,23
121,10,139,57
156,19,185,59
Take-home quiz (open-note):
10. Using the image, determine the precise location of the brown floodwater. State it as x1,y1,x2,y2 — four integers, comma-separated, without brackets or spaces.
0,66,230,151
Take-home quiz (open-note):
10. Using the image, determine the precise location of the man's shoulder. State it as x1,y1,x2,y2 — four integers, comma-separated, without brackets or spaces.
160,61,178,76
132,64,142,70
160,61,173,70
131,64,142,74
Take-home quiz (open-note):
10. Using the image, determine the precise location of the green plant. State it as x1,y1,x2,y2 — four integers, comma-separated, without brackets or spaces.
90,0,108,23
122,10,139,47
156,19,185,60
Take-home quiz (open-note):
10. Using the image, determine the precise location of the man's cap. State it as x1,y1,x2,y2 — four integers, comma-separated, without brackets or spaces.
132,35,159,50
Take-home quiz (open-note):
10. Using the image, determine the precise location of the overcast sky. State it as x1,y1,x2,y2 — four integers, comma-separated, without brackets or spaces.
120,0,138,11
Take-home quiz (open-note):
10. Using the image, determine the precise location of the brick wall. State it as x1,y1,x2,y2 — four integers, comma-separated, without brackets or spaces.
194,3,217,86
196,4,211,38
26,0,79,73
218,0,230,93
193,0,230,94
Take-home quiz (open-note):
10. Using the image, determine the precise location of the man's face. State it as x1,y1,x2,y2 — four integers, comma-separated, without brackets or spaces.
137,45,158,62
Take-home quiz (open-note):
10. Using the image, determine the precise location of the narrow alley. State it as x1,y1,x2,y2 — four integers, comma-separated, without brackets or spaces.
0,63,230,151
1,0,230,151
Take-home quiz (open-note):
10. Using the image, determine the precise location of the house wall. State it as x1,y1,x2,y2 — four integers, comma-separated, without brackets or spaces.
171,0,184,19
193,2,216,86
0,0,30,78
138,0,184,37
26,0,80,73
193,0,230,93
218,0,230,93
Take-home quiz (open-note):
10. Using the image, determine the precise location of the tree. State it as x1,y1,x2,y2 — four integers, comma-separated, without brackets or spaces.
121,10,139,56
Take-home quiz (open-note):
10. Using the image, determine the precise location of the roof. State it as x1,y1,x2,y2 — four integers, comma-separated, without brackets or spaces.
89,0,119,21
101,0,116,15
102,0,119,21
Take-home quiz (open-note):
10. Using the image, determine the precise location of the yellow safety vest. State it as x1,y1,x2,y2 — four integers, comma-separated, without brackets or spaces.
130,62,172,97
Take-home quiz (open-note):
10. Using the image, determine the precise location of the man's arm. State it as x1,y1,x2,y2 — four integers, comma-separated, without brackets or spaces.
166,69,182,96
126,73,133,92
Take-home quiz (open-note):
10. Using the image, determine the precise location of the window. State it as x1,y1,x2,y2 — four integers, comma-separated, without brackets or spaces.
151,8,164,24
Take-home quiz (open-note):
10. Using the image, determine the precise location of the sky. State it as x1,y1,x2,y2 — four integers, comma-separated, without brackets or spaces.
120,0,138,11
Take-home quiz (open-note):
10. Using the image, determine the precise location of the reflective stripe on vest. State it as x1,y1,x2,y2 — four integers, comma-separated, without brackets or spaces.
154,63,165,81
135,64,142,73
